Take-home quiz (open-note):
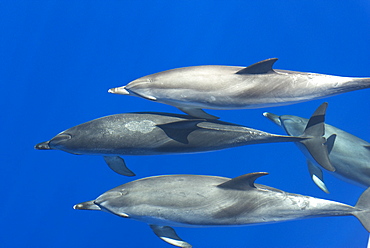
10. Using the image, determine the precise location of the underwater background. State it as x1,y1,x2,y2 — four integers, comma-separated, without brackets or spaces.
1,1,370,247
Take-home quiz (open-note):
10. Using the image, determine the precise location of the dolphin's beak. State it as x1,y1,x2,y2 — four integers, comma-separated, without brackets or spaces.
263,112,282,126
108,86,130,95
34,141,52,150
73,200,101,211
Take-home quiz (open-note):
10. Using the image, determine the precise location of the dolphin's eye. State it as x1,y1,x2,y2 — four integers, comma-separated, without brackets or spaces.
121,189,129,195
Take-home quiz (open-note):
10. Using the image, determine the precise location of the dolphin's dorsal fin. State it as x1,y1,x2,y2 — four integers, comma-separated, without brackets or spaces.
236,58,278,75
156,119,204,144
217,172,269,190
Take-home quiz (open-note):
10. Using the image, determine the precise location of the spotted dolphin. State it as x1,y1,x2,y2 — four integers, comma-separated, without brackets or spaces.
108,58,370,119
35,103,331,177
264,109,370,193
74,172,370,247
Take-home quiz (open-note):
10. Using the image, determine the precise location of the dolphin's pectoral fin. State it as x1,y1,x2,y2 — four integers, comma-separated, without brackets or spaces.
149,224,192,248
299,102,335,172
217,172,269,190
177,107,219,120
325,134,337,154
236,58,278,75
103,156,135,177
73,200,101,211
307,160,330,193
157,120,204,144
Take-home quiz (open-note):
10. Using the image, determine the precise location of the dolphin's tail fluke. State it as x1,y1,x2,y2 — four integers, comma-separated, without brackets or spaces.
261,103,333,173
261,103,333,172
354,187,370,232
295,102,334,172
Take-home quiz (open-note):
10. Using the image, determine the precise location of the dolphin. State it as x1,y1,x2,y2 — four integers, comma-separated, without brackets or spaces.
35,103,331,176
108,58,370,119
74,172,370,247
264,109,370,193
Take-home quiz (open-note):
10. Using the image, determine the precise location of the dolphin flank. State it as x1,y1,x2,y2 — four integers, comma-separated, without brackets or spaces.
35,103,332,177
108,58,370,119
74,172,370,247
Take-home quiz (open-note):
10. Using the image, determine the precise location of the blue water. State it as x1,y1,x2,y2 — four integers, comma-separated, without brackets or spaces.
1,1,370,247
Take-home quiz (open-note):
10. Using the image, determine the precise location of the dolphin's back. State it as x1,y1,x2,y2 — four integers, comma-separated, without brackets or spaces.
123,63,356,109
49,112,287,155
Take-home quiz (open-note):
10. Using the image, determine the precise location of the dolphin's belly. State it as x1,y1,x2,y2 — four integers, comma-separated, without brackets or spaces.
313,130,370,187
327,147,370,187
328,131,370,187
57,114,265,155
62,131,246,156
140,77,307,109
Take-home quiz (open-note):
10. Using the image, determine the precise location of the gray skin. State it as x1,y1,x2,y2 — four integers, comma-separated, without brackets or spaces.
108,58,370,119
35,103,332,177
264,111,370,193
74,172,370,248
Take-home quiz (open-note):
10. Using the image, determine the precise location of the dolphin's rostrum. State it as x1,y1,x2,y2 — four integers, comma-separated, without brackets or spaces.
264,109,370,193
108,58,370,119
35,103,332,176
74,172,370,247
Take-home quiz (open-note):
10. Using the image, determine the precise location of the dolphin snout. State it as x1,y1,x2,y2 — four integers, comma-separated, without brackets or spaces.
73,200,101,211
263,112,282,126
108,86,130,95
34,141,52,150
